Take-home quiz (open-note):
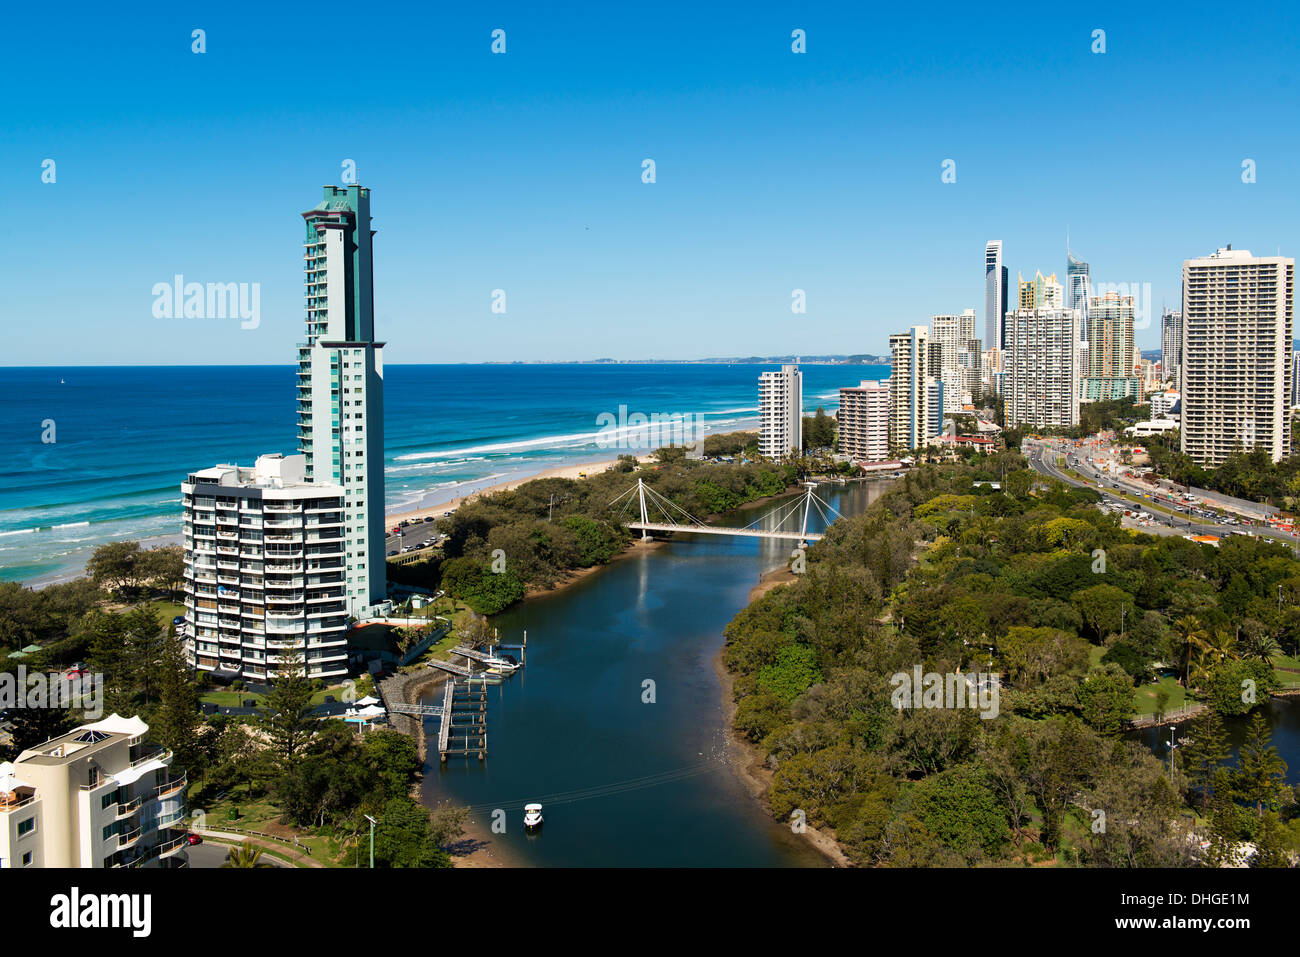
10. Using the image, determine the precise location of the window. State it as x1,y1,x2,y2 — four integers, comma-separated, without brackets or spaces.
17,817,35,837
21,851,32,866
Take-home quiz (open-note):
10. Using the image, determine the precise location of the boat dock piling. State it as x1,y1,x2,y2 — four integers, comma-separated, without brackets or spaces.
438,680,489,762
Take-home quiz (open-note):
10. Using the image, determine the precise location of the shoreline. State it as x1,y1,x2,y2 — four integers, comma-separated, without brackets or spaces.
711,565,854,868
385,456,632,527
384,663,525,867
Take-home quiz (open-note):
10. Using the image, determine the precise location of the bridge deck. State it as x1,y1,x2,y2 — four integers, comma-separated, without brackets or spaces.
627,522,822,542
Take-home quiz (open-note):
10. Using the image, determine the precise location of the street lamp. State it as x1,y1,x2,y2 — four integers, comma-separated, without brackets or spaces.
364,814,377,869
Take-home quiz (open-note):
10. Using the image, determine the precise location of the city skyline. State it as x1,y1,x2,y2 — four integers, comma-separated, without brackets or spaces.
7,3,1300,365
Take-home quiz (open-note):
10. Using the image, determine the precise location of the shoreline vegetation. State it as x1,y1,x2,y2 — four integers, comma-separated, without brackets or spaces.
717,452,1300,867
390,431,821,616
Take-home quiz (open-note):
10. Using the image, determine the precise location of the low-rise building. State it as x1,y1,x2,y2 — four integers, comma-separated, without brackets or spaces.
0,714,188,869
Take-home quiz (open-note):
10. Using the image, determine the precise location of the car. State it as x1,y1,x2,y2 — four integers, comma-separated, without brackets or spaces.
185,833,203,846
387,550,398,557
443,511,453,517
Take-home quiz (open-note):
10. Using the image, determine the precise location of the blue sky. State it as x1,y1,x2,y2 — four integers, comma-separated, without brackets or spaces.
5,0,1300,364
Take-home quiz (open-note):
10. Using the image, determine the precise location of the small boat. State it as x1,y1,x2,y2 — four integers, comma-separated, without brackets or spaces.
465,672,502,685
523,803,543,830
483,653,521,674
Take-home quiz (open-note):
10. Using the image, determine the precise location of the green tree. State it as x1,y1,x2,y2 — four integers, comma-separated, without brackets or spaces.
372,796,451,868
1076,664,1135,734
1230,712,1289,819
222,841,266,868
1178,709,1231,806
150,633,201,773
261,654,315,772
86,540,144,596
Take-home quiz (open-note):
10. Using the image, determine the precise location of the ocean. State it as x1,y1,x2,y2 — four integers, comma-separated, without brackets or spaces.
0,363,888,585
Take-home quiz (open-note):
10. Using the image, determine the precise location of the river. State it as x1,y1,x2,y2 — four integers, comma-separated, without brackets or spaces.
1129,696,1300,783
418,480,887,866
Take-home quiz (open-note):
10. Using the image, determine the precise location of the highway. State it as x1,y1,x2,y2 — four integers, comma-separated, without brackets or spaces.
1023,438,1295,545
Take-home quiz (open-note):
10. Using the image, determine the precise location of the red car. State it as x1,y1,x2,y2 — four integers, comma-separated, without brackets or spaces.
185,833,203,846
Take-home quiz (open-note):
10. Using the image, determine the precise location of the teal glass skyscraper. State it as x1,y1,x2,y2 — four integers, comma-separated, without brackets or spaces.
298,185,387,612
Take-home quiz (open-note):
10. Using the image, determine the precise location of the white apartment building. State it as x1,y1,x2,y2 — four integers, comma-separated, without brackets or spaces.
758,365,803,458
837,380,890,462
0,715,188,869
889,327,944,451
930,310,979,412
1181,247,1294,465
181,453,350,681
1150,390,1180,419
1162,309,1182,392
1004,305,1081,429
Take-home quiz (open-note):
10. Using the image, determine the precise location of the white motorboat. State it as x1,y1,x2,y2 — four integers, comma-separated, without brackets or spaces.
483,653,521,674
523,803,543,829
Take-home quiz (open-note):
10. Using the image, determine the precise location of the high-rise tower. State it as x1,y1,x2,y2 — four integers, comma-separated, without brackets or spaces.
757,365,803,458
985,240,1008,351
297,185,386,611
1067,248,1090,338
1181,247,1293,465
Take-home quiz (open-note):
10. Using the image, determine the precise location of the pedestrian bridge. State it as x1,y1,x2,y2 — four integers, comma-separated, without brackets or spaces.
612,478,837,544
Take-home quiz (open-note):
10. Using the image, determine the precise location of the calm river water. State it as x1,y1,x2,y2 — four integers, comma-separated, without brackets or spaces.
419,480,887,866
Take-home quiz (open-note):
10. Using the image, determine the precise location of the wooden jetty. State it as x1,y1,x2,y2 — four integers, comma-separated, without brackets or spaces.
426,658,474,678
438,680,489,762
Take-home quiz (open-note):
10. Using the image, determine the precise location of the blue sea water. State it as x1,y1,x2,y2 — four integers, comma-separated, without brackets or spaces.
0,363,887,585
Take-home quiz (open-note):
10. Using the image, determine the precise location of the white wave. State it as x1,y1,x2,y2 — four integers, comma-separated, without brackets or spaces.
394,430,607,462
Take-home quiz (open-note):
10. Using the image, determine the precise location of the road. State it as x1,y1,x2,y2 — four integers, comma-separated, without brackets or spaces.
383,515,448,558
186,838,294,868
1023,438,1295,545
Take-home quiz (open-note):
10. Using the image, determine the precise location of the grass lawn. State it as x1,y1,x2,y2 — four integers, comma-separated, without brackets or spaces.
149,598,186,624
195,793,350,867
200,690,267,707
1132,675,1188,716
199,675,377,710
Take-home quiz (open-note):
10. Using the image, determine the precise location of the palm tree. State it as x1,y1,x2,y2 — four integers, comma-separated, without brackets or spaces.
222,840,264,868
1241,631,1283,666
1174,615,1209,689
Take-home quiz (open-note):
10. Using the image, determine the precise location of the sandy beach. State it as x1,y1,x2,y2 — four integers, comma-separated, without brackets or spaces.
385,456,633,527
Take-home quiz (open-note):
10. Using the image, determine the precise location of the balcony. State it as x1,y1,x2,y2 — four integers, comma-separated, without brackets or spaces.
115,795,143,820
115,826,143,850
157,834,189,860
